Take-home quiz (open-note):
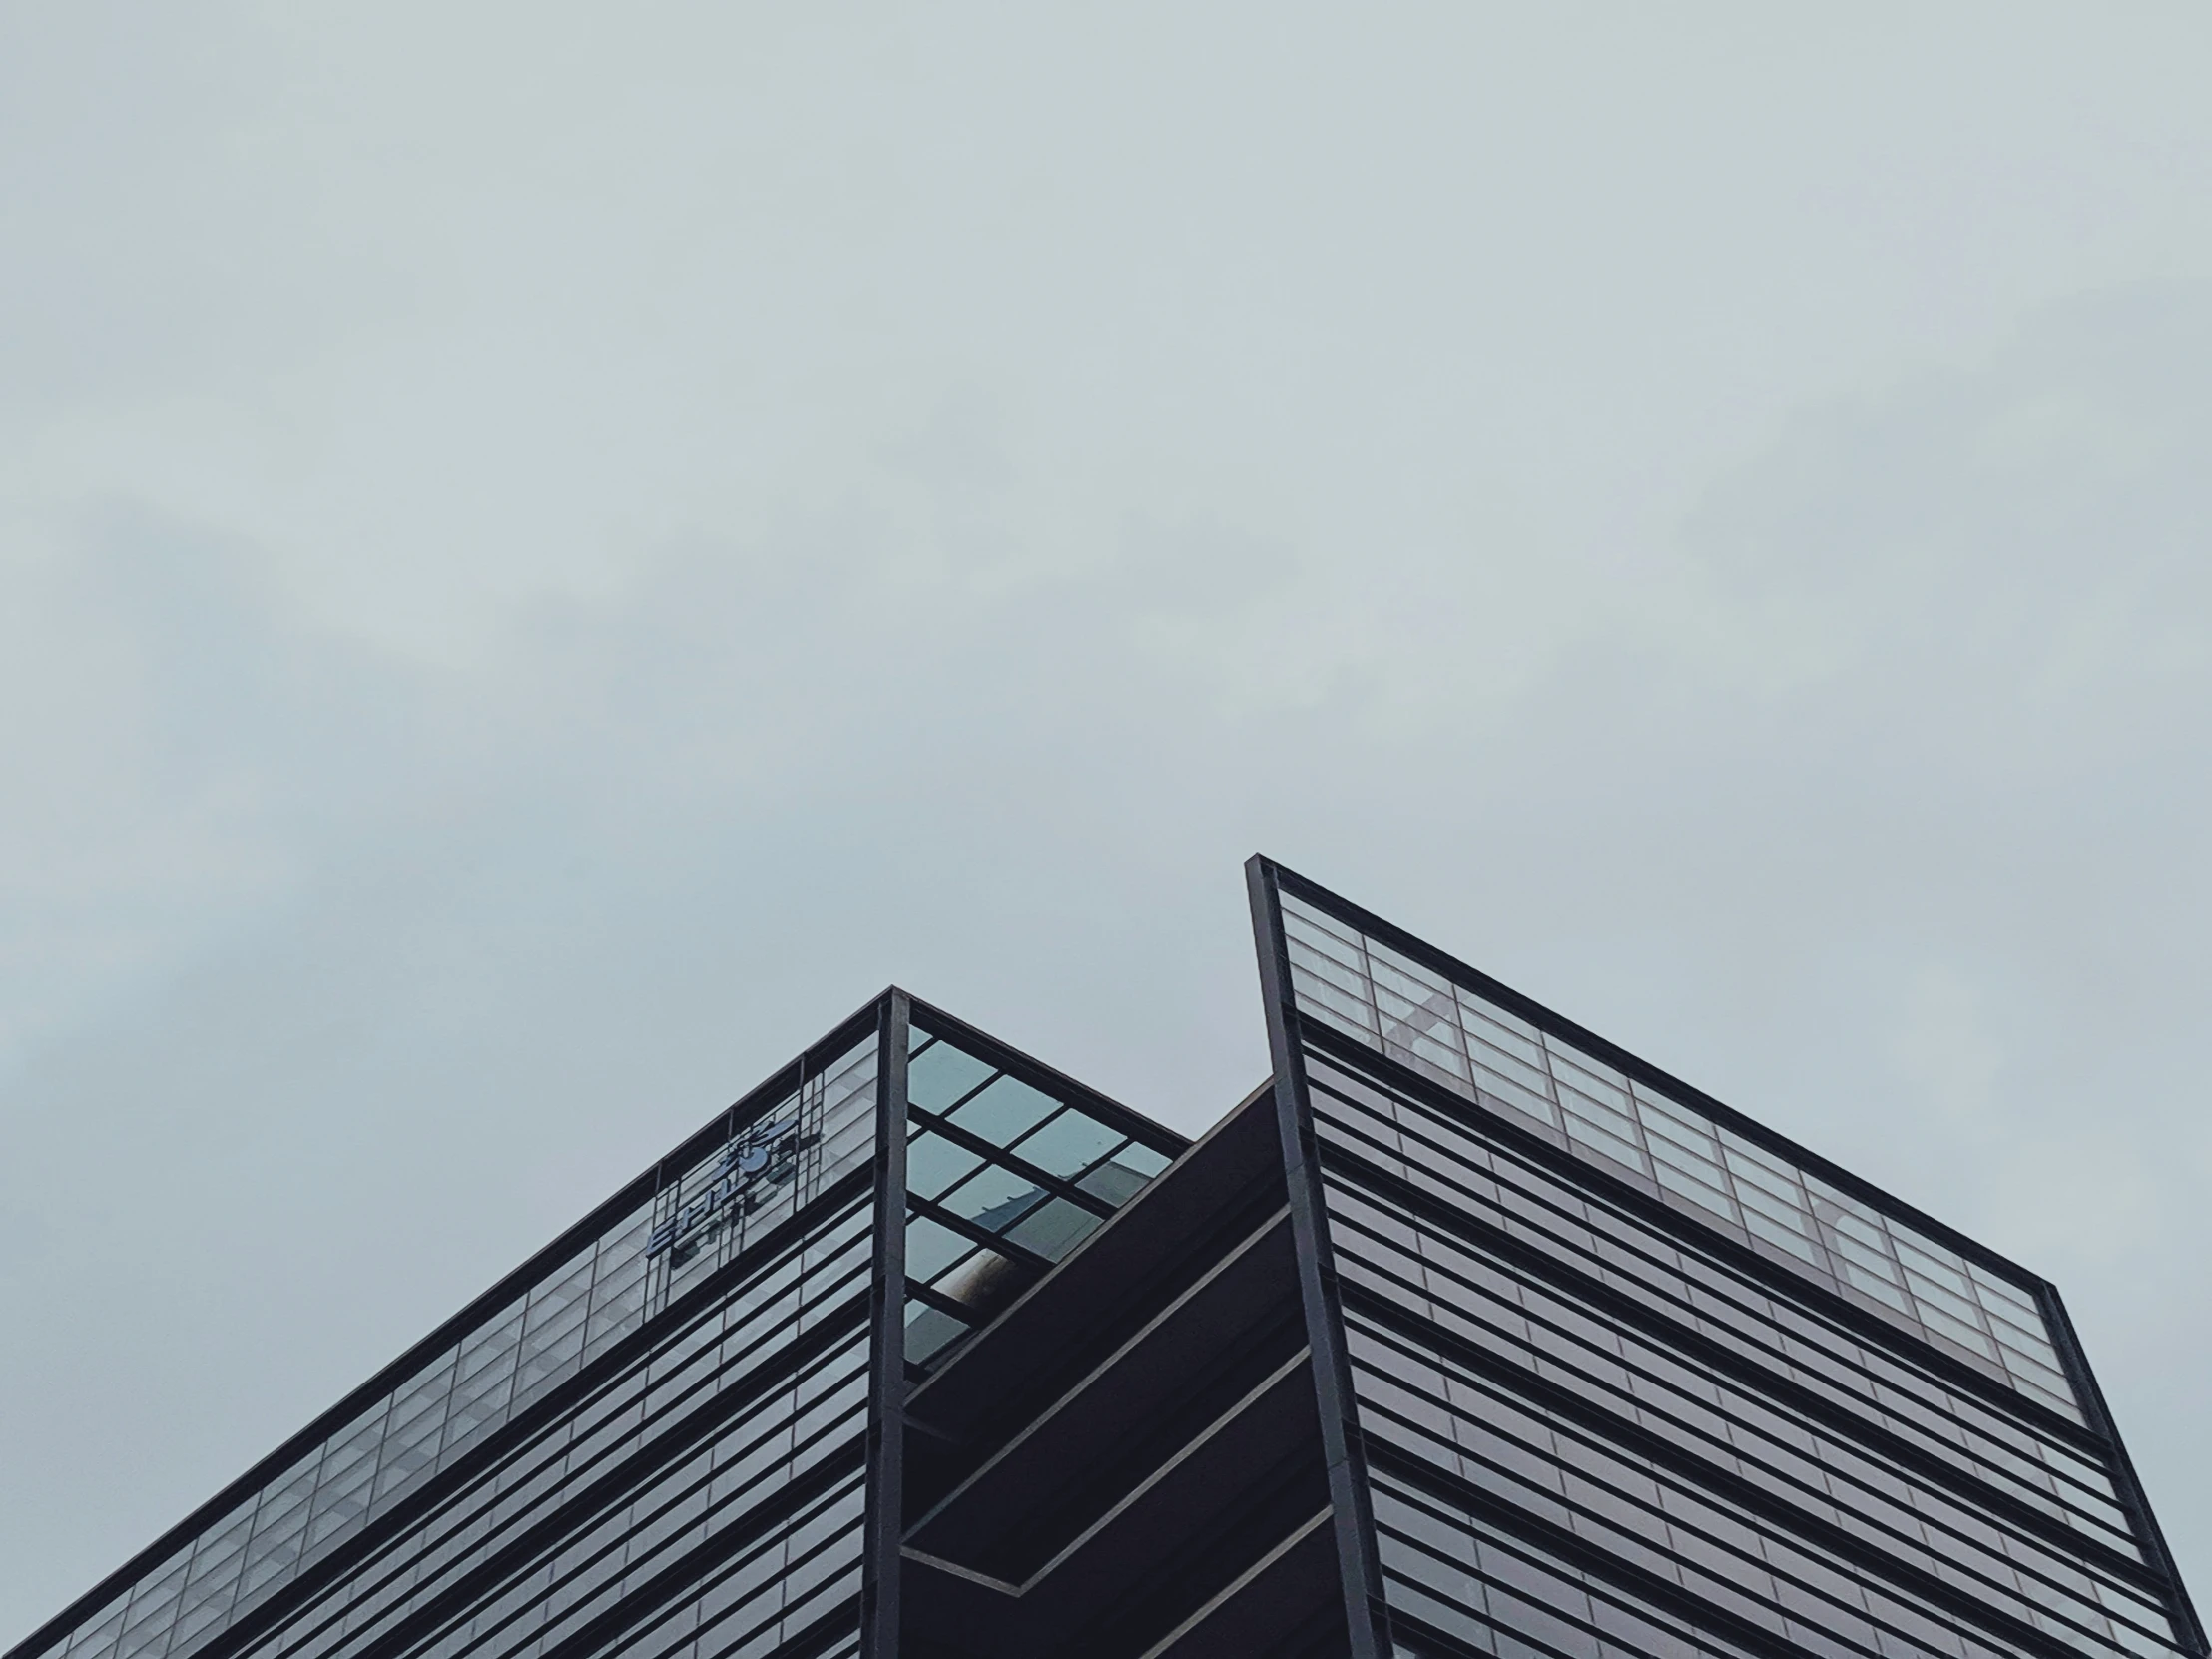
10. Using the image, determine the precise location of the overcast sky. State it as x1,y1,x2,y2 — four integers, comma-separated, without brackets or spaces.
5,2,2212,1637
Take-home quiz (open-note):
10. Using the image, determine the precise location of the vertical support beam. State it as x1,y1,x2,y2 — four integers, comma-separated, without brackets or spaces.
2039,1283,2207,1655
863,990,912,1659
1246,856,1389,1659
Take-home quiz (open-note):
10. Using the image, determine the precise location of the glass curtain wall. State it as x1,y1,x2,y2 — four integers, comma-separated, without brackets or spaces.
1250,860,2202,1659
898,1012,1176,1371
20,1024,884,1659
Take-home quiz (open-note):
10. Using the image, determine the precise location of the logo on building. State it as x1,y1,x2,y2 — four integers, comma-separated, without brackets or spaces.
647,1114,820,1268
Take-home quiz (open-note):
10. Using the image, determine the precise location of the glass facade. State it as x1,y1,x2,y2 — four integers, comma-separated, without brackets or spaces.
899,1016,1177,1368
13,997,1187,1659
10,863,2198,1659
22,1027,882,1659
1254,862,2201,1659
1278,892,2073,1418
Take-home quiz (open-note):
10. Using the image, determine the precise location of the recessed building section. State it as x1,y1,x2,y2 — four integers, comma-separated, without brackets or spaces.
7,864,2200,1659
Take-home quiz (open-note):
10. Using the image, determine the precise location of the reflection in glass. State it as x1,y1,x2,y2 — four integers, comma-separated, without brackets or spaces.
906,1040,994,1114
904,1133,984,1201
904,1301,968,1365
937,1164,1050,1232
932,1247,1029,1318
1003,1198,1104,1262
1076,1159,1152,1208
1009,1110,1122,1179
904,1216,976,1282
1279,891,2079,1417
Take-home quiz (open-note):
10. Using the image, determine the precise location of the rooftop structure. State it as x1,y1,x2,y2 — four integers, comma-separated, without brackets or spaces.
8,859,2198,1659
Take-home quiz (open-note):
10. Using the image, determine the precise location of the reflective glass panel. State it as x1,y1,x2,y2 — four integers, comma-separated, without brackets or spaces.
28,1033,879,1659
945,1074,1062,1147
1009,1108,1124,1178
1280,889,2078,1418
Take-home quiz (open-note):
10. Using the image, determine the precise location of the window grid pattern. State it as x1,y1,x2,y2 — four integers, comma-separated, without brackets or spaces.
1281,893,2076,1419
1310,1049,2142,1552
226,1199,875,1659
45,1037,879,1659
1302,1057,2131,1560
1300,1046,2183,1659
899,1024,1171,1368
1375,1467,1764,1659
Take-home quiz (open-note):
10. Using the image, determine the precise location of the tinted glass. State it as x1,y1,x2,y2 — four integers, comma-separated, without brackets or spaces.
1009,1109,1124,1178
35,1035,880,1659
1305,1036,2184,1659
1280,890,2077,1419
899,1027,1180,1373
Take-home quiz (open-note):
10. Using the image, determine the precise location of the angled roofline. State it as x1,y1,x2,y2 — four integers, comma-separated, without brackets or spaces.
1252,854,2049,1294
906,993,1188,1158
6,991,890,1659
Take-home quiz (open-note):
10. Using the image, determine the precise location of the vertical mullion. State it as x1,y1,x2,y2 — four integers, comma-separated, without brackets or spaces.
861,991,909,1659
1248,857,1389,1659
2038,1284,2207,1657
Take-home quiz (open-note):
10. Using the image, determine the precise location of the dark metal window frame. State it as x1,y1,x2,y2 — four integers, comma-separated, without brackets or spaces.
900,1111,1138,1227
1304,1028,2127,1503
1310,1074,2158,1590
258,1233,879,1659
141,1181,880,1659
9,998,894,1659
1246,853,2206,1659
17,864,2198,1659
905,997,1187,1160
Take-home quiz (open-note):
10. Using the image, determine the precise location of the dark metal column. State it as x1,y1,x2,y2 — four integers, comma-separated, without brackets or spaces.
1247,855,1390,1659
862,990,912,1659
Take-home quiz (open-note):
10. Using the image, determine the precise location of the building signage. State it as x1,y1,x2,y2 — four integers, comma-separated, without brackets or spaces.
648,1114,819,1268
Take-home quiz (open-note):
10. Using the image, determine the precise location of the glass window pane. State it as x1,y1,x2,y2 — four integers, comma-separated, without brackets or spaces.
905,1133,984,1201
1009,1111,1123,1179
938,1164,1050,1232
904,1217,976,1281
907,1042,995,1114
1116,1143,1171,1178
904,1301,970,1364
946,1076,1061,1146
1003,1197,1104,1262
1076,1158,1151,1209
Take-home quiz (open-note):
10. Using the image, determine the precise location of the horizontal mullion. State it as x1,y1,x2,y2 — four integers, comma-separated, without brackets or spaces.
1314,1136,2150,1574
275,1236,877,1656
653,1493,866,1659
310,1371,868,1659
1339,1245,2168,1651
1359,1371,2132,1659
901,1278,982,1326
902,1109,1121,1221
518,1457,865,1659
1376,1526,1755,1659
459,1386,871,1659
226,1212,875,1659
1366,1452,1805,1659
1302,1023,2100,1450
902,1195,1057,1272
309,1289,870,1659
1328,1226,2149,1621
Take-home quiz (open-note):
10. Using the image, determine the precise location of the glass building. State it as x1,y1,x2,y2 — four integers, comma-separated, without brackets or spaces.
9,860,2201,1659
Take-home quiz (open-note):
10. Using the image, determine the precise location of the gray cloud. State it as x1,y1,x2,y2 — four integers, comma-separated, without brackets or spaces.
5,4,2212,1638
